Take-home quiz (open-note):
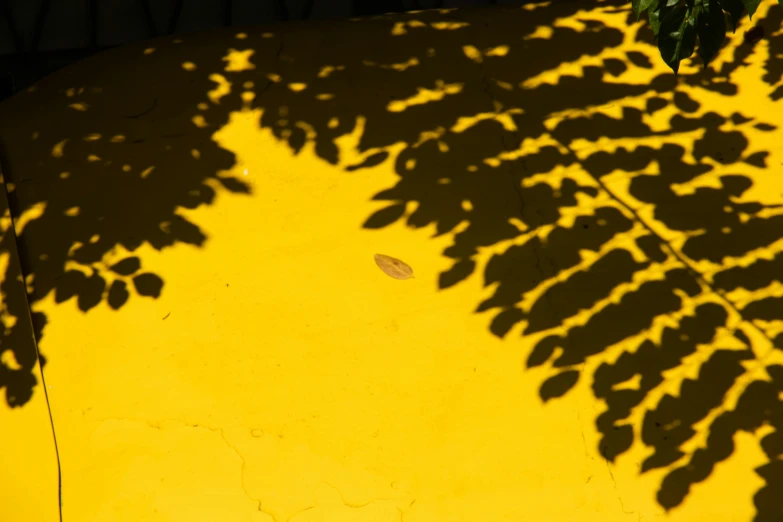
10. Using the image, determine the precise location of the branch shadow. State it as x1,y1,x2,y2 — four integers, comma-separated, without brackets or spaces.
210,2,782,517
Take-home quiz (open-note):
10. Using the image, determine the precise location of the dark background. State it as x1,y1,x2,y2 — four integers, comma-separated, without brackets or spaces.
0,0,517,103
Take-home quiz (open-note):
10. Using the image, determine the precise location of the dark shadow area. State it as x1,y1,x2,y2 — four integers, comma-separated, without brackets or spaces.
0,0,508,104
0,191,40,408
2,0,783,518
0,34,252,408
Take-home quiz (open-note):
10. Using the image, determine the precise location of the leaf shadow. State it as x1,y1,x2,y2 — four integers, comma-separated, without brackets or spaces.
208,2,783,517
2,1,783,518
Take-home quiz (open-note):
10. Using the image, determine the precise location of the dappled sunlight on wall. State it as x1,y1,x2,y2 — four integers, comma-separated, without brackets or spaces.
3,0,783,520
0,42,253,397
195,2,783,518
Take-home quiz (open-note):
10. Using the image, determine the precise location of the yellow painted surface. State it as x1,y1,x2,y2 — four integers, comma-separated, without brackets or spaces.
3,2,783,521
0,162,60,518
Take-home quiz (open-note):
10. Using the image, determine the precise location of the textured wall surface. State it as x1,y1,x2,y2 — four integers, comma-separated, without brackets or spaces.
2,1,783,521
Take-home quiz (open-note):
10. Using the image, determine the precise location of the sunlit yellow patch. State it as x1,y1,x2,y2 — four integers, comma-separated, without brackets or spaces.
412,127,446,147
463,45,482,63
5,4,783,522
192,115,208,128
430,21,469,30
207,74,232,104
495,79,514,90
223,49,255,72
319,65,338,78
241,91,255,105
14,202,46,235
387,81,463,112
51,139,67,157
485,45,509,57
0,349,21,370
451,109,523,134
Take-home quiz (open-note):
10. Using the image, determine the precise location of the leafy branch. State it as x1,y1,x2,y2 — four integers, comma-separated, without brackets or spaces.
633,0,775,72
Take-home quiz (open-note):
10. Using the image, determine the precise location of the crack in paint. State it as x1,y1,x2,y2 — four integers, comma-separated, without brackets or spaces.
605,457,634,515
87,417,408,521
84,417,274,518
320,480,395,509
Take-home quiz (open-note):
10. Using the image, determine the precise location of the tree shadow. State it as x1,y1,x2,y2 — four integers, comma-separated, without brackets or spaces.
2,0,783,518
205,2,781,517
0,186,40,408
0,36,252,406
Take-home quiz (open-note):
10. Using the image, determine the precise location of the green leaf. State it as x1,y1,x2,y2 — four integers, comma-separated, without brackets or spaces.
656,4,700,73
741,0,762,18
650,0,663,35
658,4,689,72
680,6,700,58
718,0,745,31
698,0,727,66
633,0,657,19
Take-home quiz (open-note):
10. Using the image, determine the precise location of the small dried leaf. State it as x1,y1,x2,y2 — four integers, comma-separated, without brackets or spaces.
374,254,414,280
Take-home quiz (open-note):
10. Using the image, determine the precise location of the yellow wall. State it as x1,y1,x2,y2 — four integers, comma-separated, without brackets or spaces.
0,164,60,519
2,2,783,521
